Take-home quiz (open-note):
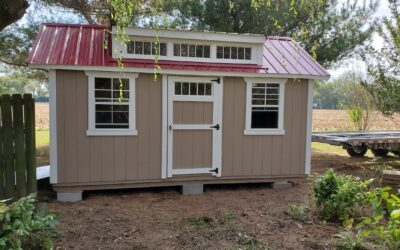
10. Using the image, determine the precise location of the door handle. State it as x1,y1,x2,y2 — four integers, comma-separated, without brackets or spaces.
210,124,220,130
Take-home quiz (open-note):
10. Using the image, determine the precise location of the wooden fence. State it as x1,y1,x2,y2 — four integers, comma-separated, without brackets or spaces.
0,94,36,200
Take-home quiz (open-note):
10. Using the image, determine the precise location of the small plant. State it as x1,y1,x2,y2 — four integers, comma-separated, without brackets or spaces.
335,231,367,250
289,204,310,223
357,186,400,249
312,169,368,224
237,232,269,250
0,193,57,249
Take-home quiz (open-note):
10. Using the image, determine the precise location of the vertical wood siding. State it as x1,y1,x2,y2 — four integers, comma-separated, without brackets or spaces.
56,71,308,184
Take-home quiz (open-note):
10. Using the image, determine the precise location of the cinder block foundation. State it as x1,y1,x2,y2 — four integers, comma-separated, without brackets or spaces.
272,182,293,189
57,192,83,202
181,183,204,195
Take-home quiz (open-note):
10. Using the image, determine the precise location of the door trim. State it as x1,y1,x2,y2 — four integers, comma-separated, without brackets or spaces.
165,76,223,178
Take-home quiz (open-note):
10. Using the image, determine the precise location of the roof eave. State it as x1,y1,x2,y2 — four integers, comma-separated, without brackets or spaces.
28,64,330,80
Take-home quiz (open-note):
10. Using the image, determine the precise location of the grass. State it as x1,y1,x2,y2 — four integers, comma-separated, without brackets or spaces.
36,129,49,148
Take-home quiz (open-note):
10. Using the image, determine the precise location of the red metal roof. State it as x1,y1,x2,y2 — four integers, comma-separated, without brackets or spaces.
28,23,330,78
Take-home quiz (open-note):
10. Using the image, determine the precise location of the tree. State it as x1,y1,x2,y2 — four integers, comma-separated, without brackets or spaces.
0,0,29,31
363,0,400,116
157,0,379,67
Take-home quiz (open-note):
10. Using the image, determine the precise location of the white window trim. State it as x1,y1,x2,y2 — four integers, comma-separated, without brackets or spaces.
244,77,286,136
85,71,139,136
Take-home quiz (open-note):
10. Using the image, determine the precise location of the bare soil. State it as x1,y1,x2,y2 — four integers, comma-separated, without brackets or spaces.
41,149,400,250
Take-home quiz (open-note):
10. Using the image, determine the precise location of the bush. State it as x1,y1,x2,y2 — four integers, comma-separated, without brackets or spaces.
312,169,367,224
289,204,310,223
357,187,400,249
0,193,57,249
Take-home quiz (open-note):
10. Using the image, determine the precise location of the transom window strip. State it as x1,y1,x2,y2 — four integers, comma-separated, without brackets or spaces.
127,41,167,56
217,46,251,60
173,44,211,58
251,83,280,129
175,82,213,96
94,77,130,129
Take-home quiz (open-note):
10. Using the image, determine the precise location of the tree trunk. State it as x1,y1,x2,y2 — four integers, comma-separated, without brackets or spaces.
0,0,29,31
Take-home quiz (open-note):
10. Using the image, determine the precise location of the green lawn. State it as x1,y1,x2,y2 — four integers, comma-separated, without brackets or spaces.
36,129,49,148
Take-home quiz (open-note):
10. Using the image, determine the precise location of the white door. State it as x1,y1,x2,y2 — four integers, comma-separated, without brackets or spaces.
167,76,223,177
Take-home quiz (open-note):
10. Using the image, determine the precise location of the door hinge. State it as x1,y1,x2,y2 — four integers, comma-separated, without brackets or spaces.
209,168,219,174
211,78,221,84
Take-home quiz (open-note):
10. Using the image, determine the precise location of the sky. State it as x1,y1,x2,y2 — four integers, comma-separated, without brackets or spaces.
328,0,392,78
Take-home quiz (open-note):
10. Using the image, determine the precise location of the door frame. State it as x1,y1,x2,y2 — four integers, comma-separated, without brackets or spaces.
162,75,223,178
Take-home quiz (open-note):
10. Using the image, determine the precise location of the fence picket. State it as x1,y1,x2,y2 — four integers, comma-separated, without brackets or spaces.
0,94,36,200
24,94,36,193
1,95,15,199
13,94,27,197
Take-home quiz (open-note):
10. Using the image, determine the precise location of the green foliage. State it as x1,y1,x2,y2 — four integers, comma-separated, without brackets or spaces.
0,193,57,250
335,231,367,250
363,0,400,115
289,204,310,223
158,0,378,67
357,187,400,249
312,169,367,224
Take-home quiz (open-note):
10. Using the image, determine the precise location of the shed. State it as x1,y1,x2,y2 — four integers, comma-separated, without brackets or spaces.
28,23,330,201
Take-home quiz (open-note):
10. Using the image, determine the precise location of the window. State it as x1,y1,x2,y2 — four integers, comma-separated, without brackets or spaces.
174,82,212,96
217,46,251,60
173,43,211,58
127,41,167,56
86,72,138,136
244,78,285,135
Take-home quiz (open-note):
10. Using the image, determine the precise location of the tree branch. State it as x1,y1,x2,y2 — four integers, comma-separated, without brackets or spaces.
0,0,29,31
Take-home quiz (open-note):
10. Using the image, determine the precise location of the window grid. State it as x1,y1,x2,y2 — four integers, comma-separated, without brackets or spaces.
173,44,211,58
127,41,167,56
250,83,280,129
174,82,213,96
94,78,131,129
217,46,251,60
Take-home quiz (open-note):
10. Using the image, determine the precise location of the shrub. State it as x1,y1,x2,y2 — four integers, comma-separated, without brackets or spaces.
357,186,400,249
289,204,310,223
0,193,57,249
312,169,367,224
335,231,367,250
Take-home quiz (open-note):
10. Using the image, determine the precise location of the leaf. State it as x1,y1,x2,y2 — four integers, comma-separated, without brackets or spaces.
391,209,400,219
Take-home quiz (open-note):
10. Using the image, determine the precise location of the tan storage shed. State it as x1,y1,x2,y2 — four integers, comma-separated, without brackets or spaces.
28,23,330,201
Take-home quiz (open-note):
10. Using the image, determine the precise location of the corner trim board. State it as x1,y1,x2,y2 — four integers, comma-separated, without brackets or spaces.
161,75,168,179
305,80,314,175
49,70,57,184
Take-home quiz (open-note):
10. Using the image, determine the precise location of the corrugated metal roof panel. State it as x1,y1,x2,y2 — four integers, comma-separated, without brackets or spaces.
27,23,330,78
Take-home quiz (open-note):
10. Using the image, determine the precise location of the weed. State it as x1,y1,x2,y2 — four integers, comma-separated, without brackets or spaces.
237,232,270,250
335,231,366,250
289,204,311,223
218,208,235,225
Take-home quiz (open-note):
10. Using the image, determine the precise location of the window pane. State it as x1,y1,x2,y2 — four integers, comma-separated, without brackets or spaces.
182,82,189,95
95,90,111,101
238,47,244,59
174,44,180,56
196,45,203,58
144,42,151,55
175,82,182,95
190,82,197,95
204,46,210,58
251,111,278,129
160,43,167,56
113,112,129,124
112,79,129,90
112,91,129,101
245,48,251,60
231,47,238,59
223,47,230,59
189,45,196,57
96,111,112,124
198,83,205,95
135,41,143,54
95,78,111,89
127,41,135,54
96,104,112,111
205,83,212,95
252,99,264,105
217,46,223,58
113,105,129,112
181,44,188,57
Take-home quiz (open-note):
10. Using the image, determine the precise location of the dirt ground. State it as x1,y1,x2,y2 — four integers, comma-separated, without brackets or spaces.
40,149,400,250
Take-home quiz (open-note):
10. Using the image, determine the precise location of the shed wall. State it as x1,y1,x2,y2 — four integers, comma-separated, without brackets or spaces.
55,70,308,185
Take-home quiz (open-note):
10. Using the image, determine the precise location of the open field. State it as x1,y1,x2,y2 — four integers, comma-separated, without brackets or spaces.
313,109,400,131
36,102,49,129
